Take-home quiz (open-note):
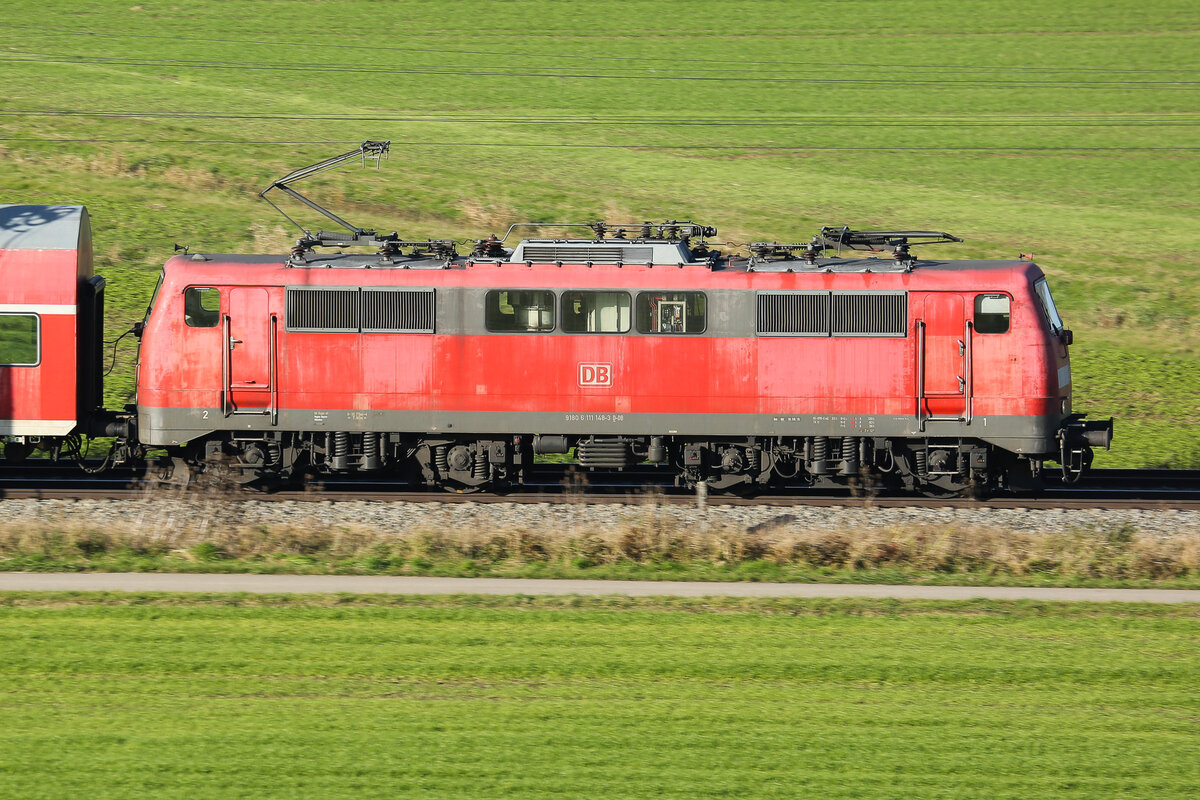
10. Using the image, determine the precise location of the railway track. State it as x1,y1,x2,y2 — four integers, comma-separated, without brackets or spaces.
0,462,1197,509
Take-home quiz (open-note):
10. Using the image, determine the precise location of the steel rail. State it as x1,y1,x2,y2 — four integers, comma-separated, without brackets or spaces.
0,465,1197,509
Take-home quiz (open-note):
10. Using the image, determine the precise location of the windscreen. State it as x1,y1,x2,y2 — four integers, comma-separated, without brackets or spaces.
1033,278,1064,333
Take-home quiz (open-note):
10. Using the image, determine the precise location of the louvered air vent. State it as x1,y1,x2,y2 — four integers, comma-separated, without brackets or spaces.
362,289,435,332
286,288,359,332
756,292,829,335
286,288,435,333
832,292,906,337
757,292,907,337
520,246,655,263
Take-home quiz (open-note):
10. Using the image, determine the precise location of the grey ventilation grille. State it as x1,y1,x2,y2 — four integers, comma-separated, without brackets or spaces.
286,288,434,333
363,288,435,332
756,292,829,336
757,291,907,337
521,246,654,263
832,292,907,337
286,288,359,332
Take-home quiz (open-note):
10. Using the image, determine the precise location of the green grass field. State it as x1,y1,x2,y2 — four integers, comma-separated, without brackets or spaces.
1,1,1198,465
1,594,1197,799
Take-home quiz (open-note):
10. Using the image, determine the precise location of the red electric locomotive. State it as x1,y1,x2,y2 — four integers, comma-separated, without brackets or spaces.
134,219,1110,495
1,142,1113,495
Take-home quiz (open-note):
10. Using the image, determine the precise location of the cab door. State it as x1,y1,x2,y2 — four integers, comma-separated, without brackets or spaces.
919,293,968,420
225,287,275,415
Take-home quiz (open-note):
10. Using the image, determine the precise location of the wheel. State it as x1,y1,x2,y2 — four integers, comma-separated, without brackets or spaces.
440,482,484,494
917,479,969,499
3,442,34,465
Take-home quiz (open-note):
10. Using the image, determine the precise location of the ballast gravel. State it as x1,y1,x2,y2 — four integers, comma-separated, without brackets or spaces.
0,496,1197,539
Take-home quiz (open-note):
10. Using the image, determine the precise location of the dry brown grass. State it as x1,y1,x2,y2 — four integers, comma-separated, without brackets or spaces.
456,198,519,230
0,489,1197,581
248,221,292,254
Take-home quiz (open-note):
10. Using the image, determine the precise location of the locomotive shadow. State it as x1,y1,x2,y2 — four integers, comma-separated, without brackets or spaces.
0,205,76,249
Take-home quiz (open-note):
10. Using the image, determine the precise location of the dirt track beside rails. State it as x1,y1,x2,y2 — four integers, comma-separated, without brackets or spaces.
3,573,1200,603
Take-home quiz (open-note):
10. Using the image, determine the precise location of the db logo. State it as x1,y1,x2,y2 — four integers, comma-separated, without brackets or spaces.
579,363,612,387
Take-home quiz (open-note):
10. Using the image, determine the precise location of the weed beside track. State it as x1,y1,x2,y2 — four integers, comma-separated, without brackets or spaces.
2,490,1198,587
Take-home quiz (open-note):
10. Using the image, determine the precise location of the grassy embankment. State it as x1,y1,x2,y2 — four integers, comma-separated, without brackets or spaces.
1,1,1198,466
1,594,1197,799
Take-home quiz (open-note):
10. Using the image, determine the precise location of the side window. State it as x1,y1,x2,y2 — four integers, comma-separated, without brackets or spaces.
974,294,1011,334
486,290,555,332
561,291,632,333
184,287,221,328
636,292,706,334
0,314,39,365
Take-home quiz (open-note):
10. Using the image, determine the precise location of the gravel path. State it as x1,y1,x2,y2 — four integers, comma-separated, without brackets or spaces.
1,496,1198,538
3,572,1199,602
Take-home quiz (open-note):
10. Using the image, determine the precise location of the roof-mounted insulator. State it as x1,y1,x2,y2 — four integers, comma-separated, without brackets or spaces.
427,241,457,260
498,221,716,244
749,242,812,261
378,240,403,260
291,238,316,260
472,234,506,258
803,237,821,264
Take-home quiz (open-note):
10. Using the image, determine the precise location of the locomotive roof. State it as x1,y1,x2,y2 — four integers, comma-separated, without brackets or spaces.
171,219,1026,280
164,251,1043,290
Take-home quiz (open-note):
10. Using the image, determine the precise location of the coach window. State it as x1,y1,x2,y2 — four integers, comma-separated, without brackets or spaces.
184,287,220,328
485,290,555,332
636,292,707,334
561,291,631,333
974,294,1011,334
0,314,39,365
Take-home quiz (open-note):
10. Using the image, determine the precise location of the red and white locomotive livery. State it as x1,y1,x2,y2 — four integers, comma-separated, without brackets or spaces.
134,220,1112,495
0,205,105,462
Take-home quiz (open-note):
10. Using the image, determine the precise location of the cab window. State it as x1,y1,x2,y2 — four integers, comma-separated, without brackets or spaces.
974,294,1011,334
184,287,220,328
636,292,707,334
1033,279,1064,333
143,270,165,324
485,290,554,332
561,291,631,333
0,314,38,365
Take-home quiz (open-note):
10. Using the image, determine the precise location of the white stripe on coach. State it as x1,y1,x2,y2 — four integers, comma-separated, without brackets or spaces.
0,420,77,436
0,304,77,315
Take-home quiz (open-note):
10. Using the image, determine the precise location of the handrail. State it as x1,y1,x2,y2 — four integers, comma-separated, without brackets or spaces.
915,320,926,431
221,314,230,417
269,314,278,426
964,320,974,424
